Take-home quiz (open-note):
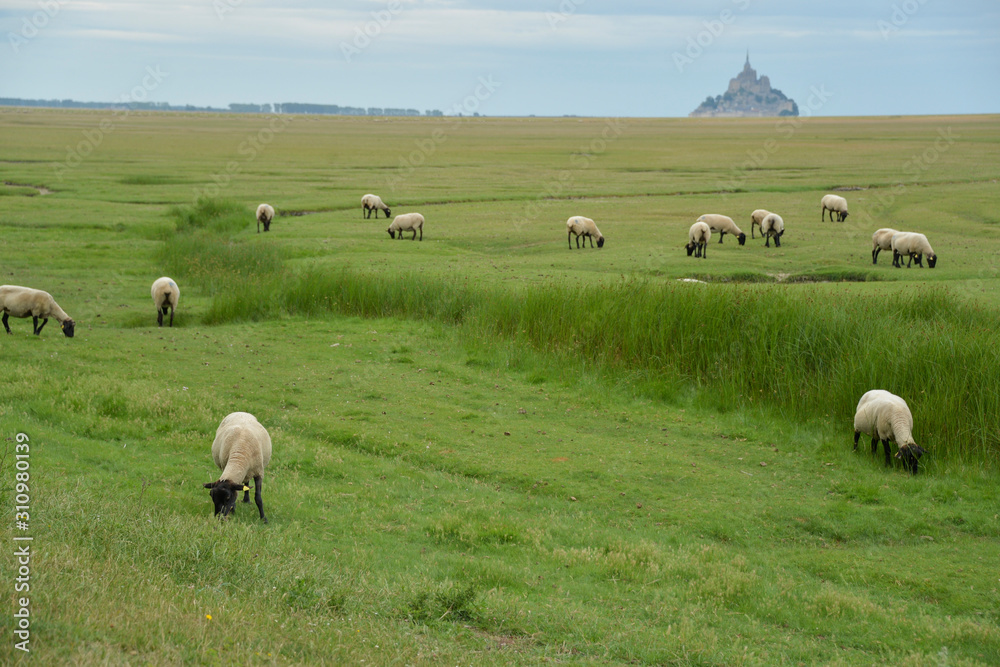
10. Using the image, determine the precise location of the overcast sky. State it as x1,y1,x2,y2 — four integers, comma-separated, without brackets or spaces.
2,0,998,116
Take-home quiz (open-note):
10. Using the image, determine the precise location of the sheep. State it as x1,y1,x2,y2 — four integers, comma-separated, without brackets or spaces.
891,232,937,268
750,209,771,239
698,214,746,245
361,194,391,219
0,285,75,338
387,212,424,241
852,389,926,474
566,216,605,249
821,194,849,222
685,221,711,258
871,228,899,265
203,411,273,522
151,277,179,327
760,213,784,247
256,203,275,233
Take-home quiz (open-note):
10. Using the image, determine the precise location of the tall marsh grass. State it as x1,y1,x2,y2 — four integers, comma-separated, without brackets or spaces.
163,201,1000,468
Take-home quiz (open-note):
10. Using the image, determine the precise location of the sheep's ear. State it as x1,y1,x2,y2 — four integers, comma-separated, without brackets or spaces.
204,481,218,489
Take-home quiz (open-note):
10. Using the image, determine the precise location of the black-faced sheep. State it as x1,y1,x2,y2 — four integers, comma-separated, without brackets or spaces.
891,232,937,268
685,221,711,258
203,411,273,522
750,209,771,239
0,285,75,337
853,389,926,474
821,194,849,222
256,203,275,233
362,194,391,219
698,214,746,245
388,213,424,240
566,216,604,249
760,213,784,247
871,228,899,265
151,277,179,327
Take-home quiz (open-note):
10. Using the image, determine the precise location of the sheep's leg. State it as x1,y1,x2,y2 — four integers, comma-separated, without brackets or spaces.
774,234,781,248
718,231,724,244
765,236,771,248
906,254,913,268
1,312,10,334
702,243,707,259
168,306,174,327
568,231,573,249
872,247,879,264
418,227,423,241
871,435,878,455
751,224,756,239
33,316,48,335
253,475,267,523
853,430,860,451
157,308,164,327
881,439,893,467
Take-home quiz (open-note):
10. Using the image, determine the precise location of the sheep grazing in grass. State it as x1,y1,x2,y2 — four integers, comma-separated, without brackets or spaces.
361,194,391,219
871,228,899,265
685,221,711,258
698,214,746,245
204,412,273,522
0,285,75,337
853,389,926,474
891,232,937,268
750,209,771,239
566,216,605,249
388,212,424,241
151,277,179,327
256,203,275,233
760,213,785,247
821,194,849,222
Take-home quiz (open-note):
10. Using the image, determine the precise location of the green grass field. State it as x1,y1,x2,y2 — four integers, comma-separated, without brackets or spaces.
1,108,999,665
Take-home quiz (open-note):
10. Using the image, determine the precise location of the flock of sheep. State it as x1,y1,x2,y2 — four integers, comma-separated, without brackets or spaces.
1,189,938,525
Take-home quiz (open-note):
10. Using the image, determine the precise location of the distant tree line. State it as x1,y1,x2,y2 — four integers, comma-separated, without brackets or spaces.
0,97,443,116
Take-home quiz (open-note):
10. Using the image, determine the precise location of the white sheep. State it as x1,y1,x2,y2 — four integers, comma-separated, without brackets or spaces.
821,194,849,222
685,221,711,258
750,209,771,239
760,213,784,247
203,411,273,522
697,214,746,245
566,216,605,249
853,389,926,474
256,203,275,233
151,276,179,327
361,194,391,219
388,212,424,241
0,285,75,338
870,228,899,265
891,232,937,268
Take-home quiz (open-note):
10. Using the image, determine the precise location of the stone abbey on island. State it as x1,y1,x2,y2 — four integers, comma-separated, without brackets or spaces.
690,53,798,118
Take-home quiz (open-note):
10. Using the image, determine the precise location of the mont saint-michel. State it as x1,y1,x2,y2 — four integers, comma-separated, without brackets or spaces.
690,54,798,118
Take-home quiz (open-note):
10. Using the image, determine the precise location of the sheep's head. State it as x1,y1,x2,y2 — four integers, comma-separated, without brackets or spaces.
204,480,246,518
737,233,746,246
61,319,75,338
387,228,396,239
596,236,605,248
895,444,926,474
685,242,696,256
927,254,937,268
840,211,849,221
384,208,391,218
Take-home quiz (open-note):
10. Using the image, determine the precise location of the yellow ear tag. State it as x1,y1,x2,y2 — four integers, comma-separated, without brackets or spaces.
242,485,250,491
